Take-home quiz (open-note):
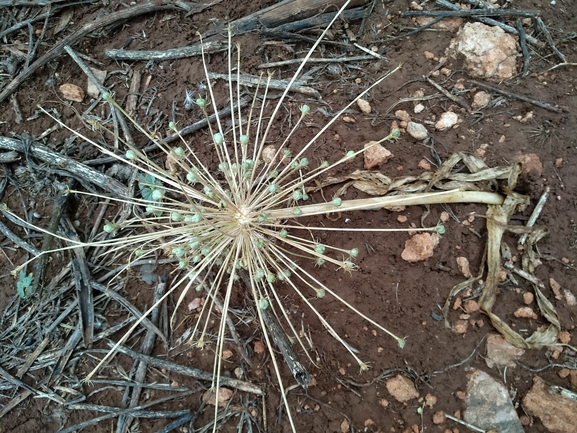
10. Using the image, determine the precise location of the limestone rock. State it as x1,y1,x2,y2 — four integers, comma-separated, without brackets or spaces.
357,98,371,114
394,110,411,122
456,256,471,278
86,68,107,98
472,91,490,109
59,83,84,102
385,374,419,402
464,369,524,433
446,22,517,80
364,141,393,169
435,112,459,131
485,334,525,369
523,376,577,433
406,122,428,140
401,233,440,263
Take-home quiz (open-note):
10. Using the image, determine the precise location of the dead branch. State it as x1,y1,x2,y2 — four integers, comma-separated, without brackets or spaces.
0,0,220,104
469,80,563,113
105,40,226,61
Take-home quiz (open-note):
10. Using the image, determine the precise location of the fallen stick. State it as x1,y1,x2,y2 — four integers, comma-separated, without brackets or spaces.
516,18,531,77
207,72,321,98
402,9,540,18
519,186,549,245
0,0,219,104
114,344,264,395
535,17,566,62
469,80,563,113
0,136,128,196
257,55,376,69
105,40,226,61
426,77,471,111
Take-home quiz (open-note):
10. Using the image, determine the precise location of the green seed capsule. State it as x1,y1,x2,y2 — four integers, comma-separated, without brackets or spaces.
268,183,278,194
196,98,206,108
179,260,188,269
320,160,329,169
135,249,144,257
292,190,303,201
103,223,116,233
174,147,184,157
302,193,309,201
213,132,224,145
300,157,309,167
191,214,202,223
186,172,197,183
152,189,164,201
240,135,249,145
316,257,326,266
315,244,326,254
258,298,269,310
332,197,342,207
195,284,203,292
316,288,326,298
301,104,310,115
350,248,359,258
293,207,302,216
125,149,136,160
172,247,185,257
171,211,181,222
102,92,112,100
279,229,288,238
266,273,276,283
345,150,355,159
168,121,176,130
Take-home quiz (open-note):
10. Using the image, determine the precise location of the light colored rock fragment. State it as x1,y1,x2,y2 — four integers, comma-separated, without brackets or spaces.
262,145,276,164
456,256,471,277
523,292,534,305
364,141,393,169
435,111,459,130
357,98,371,114
59,83,85,102
415,16,463,32
446,22,518,80
203,387,233,406
407,122,428,140
514,153,543,176
485,334,525,369
417,159,431,170
385,374,419,402
464,369,524,433
564,289,577,306
401,233,440,263
523,376,577,433
472,91,490,109
549,277,562,299
514,307,538,319
414,103,425,114
394,110,411,122
86,68,107,98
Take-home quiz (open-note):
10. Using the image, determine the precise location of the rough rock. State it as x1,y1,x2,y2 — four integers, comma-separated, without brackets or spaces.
86,68,107,98
514,307,538,319
464,369,524,433
401,233,440,263
262,145,276,164
385,374,419,402
414,103,425,114
406,122,428,140
564,289,577,306
203,387,233,406
59,83,85,102
456,256,471,278
357,98,371,114
446,22,517,80
414,16,463,32
394,110,411,122
472,91,490,109
514,153,543,177
523,376,577,433
417,159,431,171
435,111,459,131
364,141,393,169
485,334,525,369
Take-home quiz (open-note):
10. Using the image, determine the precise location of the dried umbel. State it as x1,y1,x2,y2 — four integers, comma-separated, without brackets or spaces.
8,1,505,430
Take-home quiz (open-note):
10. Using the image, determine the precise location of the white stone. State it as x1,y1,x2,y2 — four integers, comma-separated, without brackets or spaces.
414,103,425,113
406,122,428,140
435,112,459,130
446,22,517,80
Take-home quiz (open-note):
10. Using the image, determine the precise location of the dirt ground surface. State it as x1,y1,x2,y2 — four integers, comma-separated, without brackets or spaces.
1,0,576,432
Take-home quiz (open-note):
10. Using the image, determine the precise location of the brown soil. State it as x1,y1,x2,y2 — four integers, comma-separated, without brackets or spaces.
1,1,576,432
